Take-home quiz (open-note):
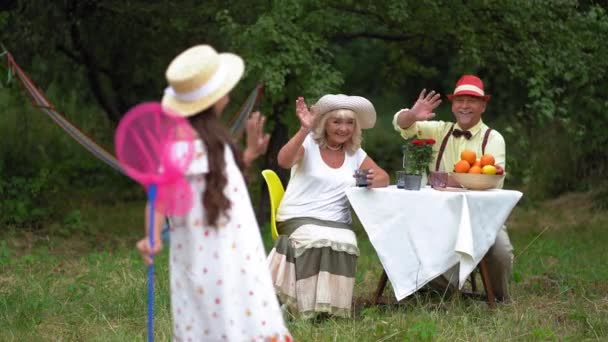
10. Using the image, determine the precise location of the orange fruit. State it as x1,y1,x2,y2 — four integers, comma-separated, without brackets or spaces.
460,149,477,165
454,160,471,173
468,165,482,174
480,154,495,167
472,159,482,168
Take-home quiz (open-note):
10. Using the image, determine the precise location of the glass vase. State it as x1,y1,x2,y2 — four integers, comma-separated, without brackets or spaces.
402,147,420,176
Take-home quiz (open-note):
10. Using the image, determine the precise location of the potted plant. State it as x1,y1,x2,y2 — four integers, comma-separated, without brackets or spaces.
398,138,435,190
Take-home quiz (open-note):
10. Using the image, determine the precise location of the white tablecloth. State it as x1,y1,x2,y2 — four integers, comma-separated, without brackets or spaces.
346,186,523,301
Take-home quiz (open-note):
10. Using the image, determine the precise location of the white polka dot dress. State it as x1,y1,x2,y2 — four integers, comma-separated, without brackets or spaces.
168,140,291,342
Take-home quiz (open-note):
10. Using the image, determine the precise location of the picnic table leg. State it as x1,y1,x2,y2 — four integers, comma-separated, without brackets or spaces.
478,257,496,308
374,270,388,305
470,271,477,293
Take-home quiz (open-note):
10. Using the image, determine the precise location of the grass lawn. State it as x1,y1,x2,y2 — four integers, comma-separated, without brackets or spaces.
1,191,607,341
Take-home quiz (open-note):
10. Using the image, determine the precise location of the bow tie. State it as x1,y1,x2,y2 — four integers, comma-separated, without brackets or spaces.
452,129,472,139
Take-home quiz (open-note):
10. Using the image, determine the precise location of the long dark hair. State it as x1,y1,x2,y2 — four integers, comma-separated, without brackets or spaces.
188,107,244,226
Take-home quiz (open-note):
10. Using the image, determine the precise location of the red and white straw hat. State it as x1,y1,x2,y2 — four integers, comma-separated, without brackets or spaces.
447,75,490,101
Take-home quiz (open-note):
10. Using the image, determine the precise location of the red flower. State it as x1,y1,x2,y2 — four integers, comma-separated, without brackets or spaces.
412,139,425,146
403,137,434,175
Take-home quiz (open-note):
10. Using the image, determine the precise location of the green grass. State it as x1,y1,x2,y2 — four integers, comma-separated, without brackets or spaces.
1,191,607,341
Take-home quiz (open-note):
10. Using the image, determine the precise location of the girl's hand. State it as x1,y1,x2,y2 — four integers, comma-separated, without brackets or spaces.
409,89,442,121
295,97,314,130
243,111,270,166
136,238,163,265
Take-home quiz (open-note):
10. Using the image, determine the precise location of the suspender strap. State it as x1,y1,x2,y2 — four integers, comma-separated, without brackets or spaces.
435,125,493,171
482,128,492,155
435,124,455,171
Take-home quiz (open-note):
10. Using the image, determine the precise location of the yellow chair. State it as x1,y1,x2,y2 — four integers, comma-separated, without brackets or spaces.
261,169,285,241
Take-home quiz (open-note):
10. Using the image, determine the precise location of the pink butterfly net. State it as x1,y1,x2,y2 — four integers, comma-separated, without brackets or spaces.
115,102,196,216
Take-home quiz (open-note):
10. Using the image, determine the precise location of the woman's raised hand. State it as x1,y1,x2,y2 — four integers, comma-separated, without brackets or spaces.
296,97,314,130
409,89,442,121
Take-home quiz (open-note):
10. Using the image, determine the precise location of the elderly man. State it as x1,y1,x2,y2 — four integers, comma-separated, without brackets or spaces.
392,74,513,301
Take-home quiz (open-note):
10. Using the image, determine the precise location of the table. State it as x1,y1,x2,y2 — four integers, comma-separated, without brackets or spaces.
346,185,523,302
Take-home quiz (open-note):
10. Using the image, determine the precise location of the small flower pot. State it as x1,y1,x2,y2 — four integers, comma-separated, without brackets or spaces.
397,171,422,190
403,174,422,190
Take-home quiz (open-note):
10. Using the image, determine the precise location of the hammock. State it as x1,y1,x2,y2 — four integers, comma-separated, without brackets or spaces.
1,48,262,175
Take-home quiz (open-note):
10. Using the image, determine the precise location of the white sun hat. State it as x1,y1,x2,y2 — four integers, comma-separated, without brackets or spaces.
311,94,377,129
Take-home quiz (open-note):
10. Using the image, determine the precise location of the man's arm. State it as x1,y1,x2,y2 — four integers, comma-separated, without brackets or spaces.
395,108,418,129
395,89,442,129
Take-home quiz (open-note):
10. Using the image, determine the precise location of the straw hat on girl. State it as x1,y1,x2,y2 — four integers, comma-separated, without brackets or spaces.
162,45,244,117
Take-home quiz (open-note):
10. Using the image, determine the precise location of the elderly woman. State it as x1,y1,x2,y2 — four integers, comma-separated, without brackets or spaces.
267,95,389,319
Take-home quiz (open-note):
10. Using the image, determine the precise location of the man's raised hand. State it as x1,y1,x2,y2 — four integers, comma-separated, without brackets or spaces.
410,89,442,121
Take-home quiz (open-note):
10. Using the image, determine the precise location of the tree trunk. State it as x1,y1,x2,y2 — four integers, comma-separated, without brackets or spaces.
66,7,121,124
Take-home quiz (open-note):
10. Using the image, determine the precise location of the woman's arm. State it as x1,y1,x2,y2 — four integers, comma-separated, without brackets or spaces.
359,156,390,188
277,127,308,168
277,97,314,169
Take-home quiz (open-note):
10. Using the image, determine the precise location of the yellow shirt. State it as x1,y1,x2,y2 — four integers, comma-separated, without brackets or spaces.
392,110,506,187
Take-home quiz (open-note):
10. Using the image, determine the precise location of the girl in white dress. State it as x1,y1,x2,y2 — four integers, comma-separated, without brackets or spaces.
136,45,291,341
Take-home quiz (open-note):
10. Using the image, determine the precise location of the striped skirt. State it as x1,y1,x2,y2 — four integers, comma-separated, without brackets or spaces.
267,217,359,318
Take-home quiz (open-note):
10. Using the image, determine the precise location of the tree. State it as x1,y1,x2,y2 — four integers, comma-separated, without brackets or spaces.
3,0,608,204
2,0,229,123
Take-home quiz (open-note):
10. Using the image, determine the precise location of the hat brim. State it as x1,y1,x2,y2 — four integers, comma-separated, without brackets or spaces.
313,95,377,129
162,53,245,117
447,92,490,102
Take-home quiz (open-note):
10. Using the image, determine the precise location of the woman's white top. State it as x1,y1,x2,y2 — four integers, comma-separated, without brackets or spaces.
277,134,367,224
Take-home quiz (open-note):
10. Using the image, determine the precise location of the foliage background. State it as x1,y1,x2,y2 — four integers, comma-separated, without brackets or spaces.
2,0,608,225
1,2,608,340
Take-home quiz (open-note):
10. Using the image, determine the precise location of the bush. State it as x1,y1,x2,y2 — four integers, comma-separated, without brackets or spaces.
0,74,121,228
0,165,57,228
